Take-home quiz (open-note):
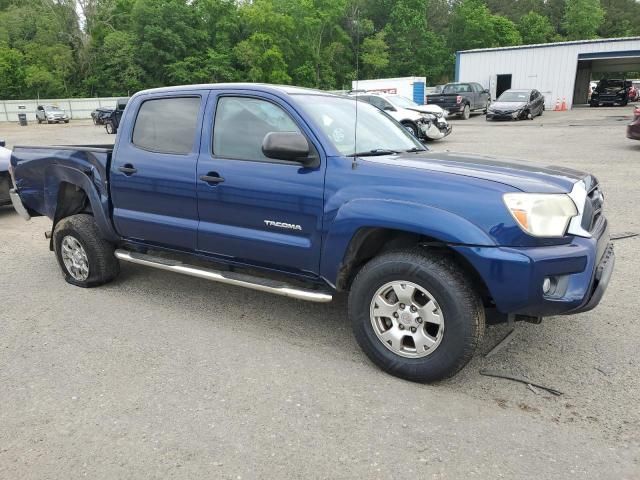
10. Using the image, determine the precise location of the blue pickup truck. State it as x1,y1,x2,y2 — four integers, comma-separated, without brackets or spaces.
9,83,614,382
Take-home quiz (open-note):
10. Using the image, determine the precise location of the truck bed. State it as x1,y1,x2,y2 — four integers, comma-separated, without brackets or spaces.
10,144,113,219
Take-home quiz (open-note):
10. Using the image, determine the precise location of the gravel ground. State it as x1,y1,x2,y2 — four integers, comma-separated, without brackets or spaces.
1,109,639,479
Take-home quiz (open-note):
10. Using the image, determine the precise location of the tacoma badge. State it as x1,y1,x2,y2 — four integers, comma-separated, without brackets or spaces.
264,220,302,231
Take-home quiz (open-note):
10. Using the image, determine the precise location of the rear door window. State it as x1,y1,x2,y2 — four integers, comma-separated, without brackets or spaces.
132,97,201,154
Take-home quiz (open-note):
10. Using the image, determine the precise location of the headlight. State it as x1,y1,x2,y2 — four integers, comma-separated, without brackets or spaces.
420,113,436,121
503,193,578,237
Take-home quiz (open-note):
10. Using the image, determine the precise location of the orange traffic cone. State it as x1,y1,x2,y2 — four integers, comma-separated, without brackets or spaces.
554,98,561,111
561,97,567,111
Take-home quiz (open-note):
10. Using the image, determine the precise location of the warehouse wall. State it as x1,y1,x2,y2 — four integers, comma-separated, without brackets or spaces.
0,97,121,122
457,38,640,109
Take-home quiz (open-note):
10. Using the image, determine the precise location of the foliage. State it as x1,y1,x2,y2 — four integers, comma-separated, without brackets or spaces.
517,11,556,44
0,0,638,100
562,0,605,40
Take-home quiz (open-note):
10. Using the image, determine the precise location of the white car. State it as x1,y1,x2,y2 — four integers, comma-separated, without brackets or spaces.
0,140,12,206
352,92,452,141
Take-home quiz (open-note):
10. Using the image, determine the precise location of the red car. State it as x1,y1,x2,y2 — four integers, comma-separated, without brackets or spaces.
629,85,638,102
627,107,640,140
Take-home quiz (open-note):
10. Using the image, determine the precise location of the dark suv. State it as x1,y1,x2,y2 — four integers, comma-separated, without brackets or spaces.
590,79,631,107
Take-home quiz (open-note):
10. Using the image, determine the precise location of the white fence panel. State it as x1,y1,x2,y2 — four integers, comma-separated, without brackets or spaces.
0,97,121,122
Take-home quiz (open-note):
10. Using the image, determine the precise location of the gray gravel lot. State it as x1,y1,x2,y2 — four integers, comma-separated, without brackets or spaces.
1,109,639,479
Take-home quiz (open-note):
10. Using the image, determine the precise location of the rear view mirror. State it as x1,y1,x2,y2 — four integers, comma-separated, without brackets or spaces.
262,132,310,163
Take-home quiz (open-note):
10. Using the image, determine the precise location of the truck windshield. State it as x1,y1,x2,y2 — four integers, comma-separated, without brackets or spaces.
294,94,424,156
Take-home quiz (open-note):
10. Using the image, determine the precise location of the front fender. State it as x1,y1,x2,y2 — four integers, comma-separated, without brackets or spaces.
320,198,496,286
44,165,119,243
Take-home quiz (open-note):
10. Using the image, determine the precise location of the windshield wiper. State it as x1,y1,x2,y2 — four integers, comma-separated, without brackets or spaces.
405,147,427,153
349,149,399,157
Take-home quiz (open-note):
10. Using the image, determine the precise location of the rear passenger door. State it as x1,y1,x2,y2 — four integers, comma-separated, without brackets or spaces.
110,92,207,250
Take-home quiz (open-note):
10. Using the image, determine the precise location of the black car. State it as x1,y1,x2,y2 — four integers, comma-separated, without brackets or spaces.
91,107,114,125
486,89,545,121
590,79,630,107
104,98,129,134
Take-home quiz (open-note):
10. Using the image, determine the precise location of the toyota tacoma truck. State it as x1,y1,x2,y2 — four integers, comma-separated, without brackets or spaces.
9,84,614,383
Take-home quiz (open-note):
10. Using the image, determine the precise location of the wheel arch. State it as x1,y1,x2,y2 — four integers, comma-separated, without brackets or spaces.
321,199,495,294
44,166,119,249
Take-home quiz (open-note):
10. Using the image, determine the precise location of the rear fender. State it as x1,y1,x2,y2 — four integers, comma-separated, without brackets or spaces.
44,165,119,244
320,198,495,286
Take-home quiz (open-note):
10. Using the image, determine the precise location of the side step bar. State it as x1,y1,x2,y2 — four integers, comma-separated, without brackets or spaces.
114,249,333,303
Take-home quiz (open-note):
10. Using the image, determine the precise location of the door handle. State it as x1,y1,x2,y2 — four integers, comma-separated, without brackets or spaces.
200,172,225,184
118,164,137,175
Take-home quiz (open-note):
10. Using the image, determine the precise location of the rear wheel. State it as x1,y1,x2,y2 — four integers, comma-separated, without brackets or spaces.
105,122,115,134
460,104,470,120
53,214,120,288
349,249,485,382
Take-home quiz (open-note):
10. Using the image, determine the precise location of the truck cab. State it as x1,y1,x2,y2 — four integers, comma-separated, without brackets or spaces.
9,84,614,383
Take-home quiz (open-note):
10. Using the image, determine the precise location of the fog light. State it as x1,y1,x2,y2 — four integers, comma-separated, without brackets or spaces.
542,277,552,294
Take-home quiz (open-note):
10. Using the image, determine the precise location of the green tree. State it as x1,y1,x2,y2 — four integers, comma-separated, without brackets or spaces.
385,0,450,82
518,11,555,44
449,0,521,51
360,31,389,77
0,45,26,98
562,0,604,40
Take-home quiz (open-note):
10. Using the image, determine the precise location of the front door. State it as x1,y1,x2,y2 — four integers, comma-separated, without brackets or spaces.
196,92,326,275
110,93,206,250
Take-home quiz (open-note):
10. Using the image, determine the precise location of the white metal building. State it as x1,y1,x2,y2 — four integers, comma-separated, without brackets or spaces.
456,37,640,109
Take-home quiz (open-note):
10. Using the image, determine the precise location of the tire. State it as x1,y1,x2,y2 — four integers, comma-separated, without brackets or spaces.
401,121,418,137
460,104,470,120
348,249,485,383
105,122,115,135
64,120,69,123
53,214,120,288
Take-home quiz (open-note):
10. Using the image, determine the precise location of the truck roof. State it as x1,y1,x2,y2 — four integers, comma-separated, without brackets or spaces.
136,83,333,97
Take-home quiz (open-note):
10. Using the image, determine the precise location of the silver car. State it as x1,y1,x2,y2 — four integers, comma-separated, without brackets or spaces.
36,104,70,124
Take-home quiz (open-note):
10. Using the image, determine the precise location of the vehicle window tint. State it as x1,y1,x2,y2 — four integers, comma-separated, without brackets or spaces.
213,97,301,161
132,97,201,154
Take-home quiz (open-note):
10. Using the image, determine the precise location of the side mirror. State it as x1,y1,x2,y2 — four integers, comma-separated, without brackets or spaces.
262,131,311,163
483,89,490,94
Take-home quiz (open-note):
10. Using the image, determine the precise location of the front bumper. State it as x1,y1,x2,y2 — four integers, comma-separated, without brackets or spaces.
452,219,614,317
486,111,521,120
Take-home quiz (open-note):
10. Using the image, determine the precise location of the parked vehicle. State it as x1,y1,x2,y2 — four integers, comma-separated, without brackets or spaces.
353,92,452,141
9,83,614,383
91,107,114,125
486,89,545,121
0,140,11,206
424,82,490,119
627,106,640,140
104,98,129,134
36,105,69,124
590,79,630,107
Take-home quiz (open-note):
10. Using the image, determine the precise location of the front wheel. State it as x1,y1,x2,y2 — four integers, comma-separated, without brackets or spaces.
53,214,120,288
105,122,115,134
401,121,419,137
349,249,485,382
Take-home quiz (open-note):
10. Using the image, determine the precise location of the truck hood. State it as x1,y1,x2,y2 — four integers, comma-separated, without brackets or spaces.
363,151,586,193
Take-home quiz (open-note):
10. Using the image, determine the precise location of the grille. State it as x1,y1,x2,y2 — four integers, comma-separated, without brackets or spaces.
580,182,604,232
